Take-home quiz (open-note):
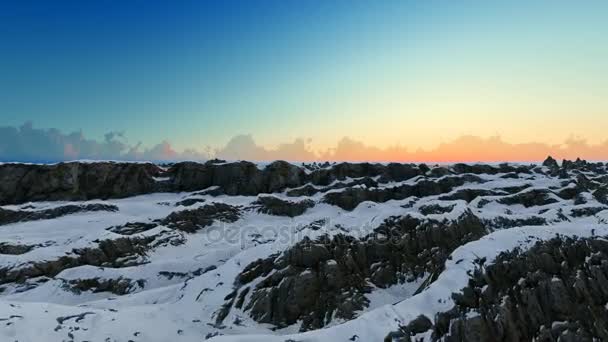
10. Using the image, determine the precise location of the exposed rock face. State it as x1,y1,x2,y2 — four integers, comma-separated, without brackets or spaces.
0,162,163,205
251,196,314,217
168,160,306,196
107,222,159,235
174,197,206,207
0,160,426,205
451,163,532,175
324,175,484,210
64,277,146,295
220,211,486,331
0,234,174,285
430,235,608,342
159,203,241,233
419,204,455,215
0,242,37,255
542,155,559,171
496,189,559,208
0,203,118,226
0,158,604,206
384,234,608,342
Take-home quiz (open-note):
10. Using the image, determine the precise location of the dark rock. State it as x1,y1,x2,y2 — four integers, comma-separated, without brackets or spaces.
419,204,455,215
497,189,559,208
431,234,608,341
439,189,504,203
0,242,37,255
107,222,158,235
220,211,486,331
593,186,608,205
0,203,118,226
0,234,177,284
0,162,164,205
252,196,314,217
64,277,146,295
324,175,484,211
570,206,606,217
405,315,433,334
175,197,206,207
542,156,559,170
160,203,240,233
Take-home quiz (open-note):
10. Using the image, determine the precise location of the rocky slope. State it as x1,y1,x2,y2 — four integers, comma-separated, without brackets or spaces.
0,157,607,342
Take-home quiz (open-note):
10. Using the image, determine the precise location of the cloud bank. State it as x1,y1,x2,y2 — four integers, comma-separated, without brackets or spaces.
1,122,607,163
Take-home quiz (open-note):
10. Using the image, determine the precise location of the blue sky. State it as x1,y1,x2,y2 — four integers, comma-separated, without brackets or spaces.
0,0,607,161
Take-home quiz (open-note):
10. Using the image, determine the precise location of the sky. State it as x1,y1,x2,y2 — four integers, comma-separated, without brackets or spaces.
0,0,607,162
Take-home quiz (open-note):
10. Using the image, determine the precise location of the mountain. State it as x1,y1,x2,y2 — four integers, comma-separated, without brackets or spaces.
1,157,607,341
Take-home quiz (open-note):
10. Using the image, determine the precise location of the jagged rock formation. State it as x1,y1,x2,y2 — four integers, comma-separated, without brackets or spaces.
426,234,608,341
0,162,164,205
159,203,241,233
218,211,486,331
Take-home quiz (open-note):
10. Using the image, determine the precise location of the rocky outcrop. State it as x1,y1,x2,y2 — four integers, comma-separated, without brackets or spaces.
63,277,146,295
159,203,240,233
324,175,484,210
386,234,608,341
451,163,533,175
432,234,608,341
251,196,314,217
0,159,601,206
496,189,559,208
0,234,177,285
219,211,486,331
0,242,37,255
167,160,306,195
542,156,559,171
107,222,159,235
419,204,455,215
0,203,118,226
0,162,163,205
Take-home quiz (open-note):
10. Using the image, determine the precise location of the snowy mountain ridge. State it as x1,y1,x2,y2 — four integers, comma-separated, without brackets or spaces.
1,157,608,341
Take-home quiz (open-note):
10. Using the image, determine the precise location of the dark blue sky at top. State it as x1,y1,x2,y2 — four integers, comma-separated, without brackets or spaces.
1,0,607,161
1,0,402,148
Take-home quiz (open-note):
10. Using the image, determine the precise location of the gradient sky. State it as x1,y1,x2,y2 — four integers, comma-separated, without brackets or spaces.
1,0,607,160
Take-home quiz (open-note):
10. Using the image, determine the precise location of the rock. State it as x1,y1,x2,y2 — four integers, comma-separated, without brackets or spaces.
0,203,118,226
405,315,433,334
542,156,559,170
0,242,37,255
0,162,164,205
175,197,206,207
107,222,159,235
593,186,608,205
0,233,178,284
497,189,559,208
324,175,484,210
220,211,486,331
252,196,314,217
431,234,608,341
419,204,455,215
64,277,146,295
160,203,240,233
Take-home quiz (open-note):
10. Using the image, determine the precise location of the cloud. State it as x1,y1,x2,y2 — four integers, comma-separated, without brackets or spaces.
1,122,607,163
0,122,208,162
317,135,608,162
215,134,316,161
